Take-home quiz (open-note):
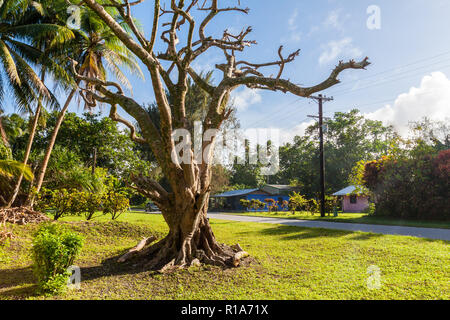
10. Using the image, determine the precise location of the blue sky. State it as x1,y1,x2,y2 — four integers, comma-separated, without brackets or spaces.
5,0,450,142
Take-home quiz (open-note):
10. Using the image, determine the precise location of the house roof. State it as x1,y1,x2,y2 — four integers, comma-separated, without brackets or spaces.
265,184,294,190
332,185,365,196
212,188,259,198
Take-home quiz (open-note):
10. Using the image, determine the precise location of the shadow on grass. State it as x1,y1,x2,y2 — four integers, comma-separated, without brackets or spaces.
79,249,154,282
0,266,38,298
242,225,383,241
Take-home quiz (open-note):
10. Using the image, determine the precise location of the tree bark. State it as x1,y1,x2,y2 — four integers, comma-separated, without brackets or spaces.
0,115,9,147
6,100,43,208
28,87,78,207
140,195,242,271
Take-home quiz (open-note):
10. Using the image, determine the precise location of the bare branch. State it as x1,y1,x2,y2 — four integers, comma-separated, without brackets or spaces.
222,57,371,96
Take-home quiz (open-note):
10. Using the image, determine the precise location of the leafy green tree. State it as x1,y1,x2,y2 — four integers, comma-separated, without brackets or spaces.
274,110,398,197
31,2,143,204
3,0,75,207
64,0,368,269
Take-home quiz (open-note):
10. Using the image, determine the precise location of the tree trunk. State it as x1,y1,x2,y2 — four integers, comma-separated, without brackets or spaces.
143,204,238,270
0,115,9,147
28,87,77,207
6,101,43,208
125,185,245,271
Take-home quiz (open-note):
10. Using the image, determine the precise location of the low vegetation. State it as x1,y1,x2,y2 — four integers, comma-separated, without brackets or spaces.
230,211,450,229
0,212,448,300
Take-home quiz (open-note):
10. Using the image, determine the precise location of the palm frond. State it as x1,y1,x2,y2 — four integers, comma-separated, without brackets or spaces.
0,159,34,181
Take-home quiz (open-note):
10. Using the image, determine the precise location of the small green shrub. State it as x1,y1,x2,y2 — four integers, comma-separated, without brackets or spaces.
31,223,83,295
75,191,103,220
324,195,339,214
35,188,78,220
289,192,308,214
103,191,130,220
363,203,376,215
240,199,250,211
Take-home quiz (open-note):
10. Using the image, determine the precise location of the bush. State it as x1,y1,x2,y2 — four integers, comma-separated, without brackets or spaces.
324,196,339,214
250,199,266,211
288,192,308,214
363,203,376,215
103,191,130,220
264,198,276,212
363,150,450,220
35,188,78,220
31,223,83,295
75,191,103,220
240,199,250,211
306,199,319,215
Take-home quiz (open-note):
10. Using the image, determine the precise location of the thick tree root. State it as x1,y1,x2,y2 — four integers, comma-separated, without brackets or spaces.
118,236,157,263
117,235,252,273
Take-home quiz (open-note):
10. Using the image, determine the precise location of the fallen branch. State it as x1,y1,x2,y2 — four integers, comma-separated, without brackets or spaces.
118,236,157,262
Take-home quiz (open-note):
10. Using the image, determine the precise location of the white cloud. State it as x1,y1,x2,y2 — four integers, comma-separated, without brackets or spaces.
319,37,362,65
278,120,315,145
282,8,302,43
232,87,262,111
365,72,450,137
324,9,350,31
288,9,299,30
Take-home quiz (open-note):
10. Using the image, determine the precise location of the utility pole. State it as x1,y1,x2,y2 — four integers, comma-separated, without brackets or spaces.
308,94,333,217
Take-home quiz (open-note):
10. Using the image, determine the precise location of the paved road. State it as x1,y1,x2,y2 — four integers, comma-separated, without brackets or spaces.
207,213,450,241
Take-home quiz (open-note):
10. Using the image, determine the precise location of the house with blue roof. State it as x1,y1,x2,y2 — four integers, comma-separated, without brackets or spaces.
210,185,297,211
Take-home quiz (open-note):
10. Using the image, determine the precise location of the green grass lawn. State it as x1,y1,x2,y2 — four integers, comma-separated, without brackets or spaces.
226,211,450,229
0,211,449,300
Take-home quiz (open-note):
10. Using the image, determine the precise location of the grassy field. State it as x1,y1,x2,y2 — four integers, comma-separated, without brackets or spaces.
225,211,450,229
0,211,449,300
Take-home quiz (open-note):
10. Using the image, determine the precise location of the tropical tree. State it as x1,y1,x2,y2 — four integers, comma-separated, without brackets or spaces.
0,159,33,206
72,0,369,270
1,0,74,207
30,3,143,206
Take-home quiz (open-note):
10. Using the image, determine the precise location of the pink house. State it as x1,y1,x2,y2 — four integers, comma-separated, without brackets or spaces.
332,186,369,213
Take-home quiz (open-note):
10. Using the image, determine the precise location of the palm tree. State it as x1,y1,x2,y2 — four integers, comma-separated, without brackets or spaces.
1,0,74,207
0,159,33,206
0,110,8,147
29,6,143,206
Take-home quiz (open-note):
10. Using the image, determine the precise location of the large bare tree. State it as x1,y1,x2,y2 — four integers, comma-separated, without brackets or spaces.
74,0,370,271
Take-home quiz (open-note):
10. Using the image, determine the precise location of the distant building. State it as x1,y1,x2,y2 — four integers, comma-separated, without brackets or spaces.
332,185,369,213
210,185,297,211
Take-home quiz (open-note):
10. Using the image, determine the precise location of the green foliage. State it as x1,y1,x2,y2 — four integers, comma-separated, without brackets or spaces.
103,191,130,220
324,196,340,214
35,188,77,220
363,150,449,220
272,110,399,198
74,191,103,220
363,203,376,216
240,199,250,210
264,198,276,212
288,192,308,214
306,199,320,215
250,199,266,211
31,223,83,295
